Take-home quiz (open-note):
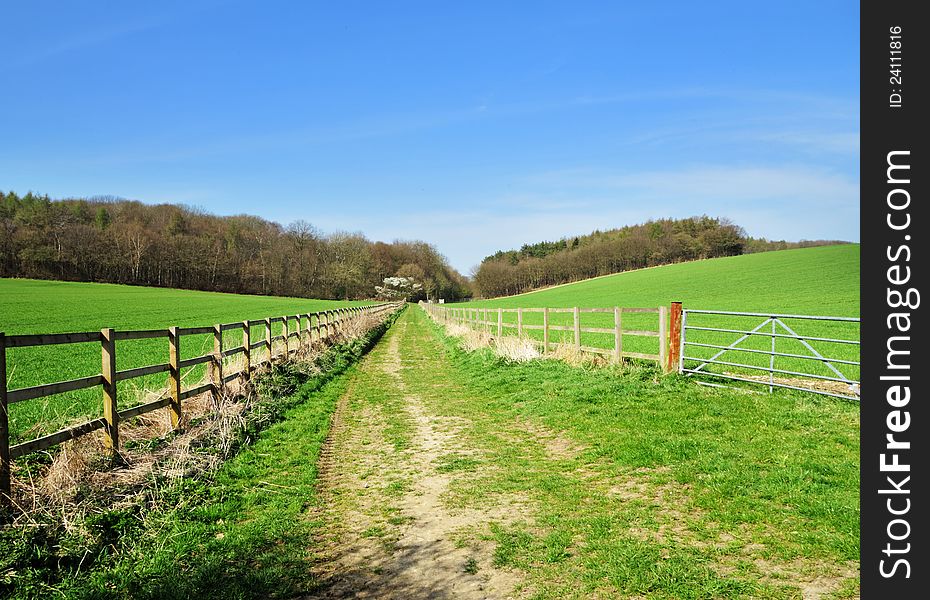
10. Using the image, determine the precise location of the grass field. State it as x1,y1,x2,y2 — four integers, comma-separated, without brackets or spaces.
456,245,860,388
0,278,367,444
465,245,859,315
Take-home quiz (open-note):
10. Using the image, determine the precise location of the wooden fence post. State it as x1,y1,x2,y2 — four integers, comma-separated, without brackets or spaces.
264,318,272,363
167,326,182,429
101,328,120,450
517,308,523,336
0,333,10,504
543,308,549,353
212,324,223,404
613,307,622,364
282,316,289,355
668,302,682,373
497,308,503,337
658,305,668,371
242,321,251,382
573,307,581,349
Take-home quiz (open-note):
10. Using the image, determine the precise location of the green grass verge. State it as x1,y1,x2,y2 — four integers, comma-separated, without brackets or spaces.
404,308,859,598
0,310,400,600
0,278,368,443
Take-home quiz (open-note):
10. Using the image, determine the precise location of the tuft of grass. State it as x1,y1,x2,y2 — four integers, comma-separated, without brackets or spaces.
435,453,480,473
463,558,479,574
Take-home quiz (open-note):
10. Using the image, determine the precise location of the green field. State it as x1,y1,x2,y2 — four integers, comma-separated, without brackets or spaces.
466,245,859,314
456,245,860,390
0,279,367,444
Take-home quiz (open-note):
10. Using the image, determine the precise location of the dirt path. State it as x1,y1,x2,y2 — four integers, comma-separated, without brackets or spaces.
305,315,529,599
301,307,859,600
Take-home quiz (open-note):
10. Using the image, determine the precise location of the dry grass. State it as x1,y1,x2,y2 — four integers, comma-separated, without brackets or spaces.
492,335,540,362
441,322,540,362
433,316,615,367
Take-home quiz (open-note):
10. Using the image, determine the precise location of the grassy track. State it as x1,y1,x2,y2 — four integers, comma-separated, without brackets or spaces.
409,308,859,598
0,278,366,443
456,245,860,385
11,307,859,598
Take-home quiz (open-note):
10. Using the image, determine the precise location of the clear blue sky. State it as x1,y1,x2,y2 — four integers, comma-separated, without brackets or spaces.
1,1,859,273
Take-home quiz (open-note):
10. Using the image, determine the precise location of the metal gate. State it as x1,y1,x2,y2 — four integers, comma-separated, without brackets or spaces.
679,309,860,401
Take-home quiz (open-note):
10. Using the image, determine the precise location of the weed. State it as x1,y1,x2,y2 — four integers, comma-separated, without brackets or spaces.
463,558,479,574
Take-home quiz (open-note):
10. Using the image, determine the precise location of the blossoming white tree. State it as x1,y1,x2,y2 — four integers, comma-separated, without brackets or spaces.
375,276,423,300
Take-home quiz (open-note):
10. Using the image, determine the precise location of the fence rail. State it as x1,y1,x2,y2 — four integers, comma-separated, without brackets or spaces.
420,302,681,368
0,302,402,501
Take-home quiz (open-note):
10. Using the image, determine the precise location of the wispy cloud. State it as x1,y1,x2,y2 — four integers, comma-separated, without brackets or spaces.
299,164,859,272
527,164,858,209
3,19,165,71
2,0,234,72
753,131,860,155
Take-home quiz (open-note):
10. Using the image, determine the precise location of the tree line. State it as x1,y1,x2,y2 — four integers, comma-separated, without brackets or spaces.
472,216,845,298
0,191,470,301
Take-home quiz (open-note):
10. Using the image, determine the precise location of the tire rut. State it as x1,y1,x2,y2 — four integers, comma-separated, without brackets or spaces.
305,316,525,599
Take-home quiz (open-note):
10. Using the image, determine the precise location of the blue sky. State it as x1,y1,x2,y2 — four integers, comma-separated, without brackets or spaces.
0,1,859,273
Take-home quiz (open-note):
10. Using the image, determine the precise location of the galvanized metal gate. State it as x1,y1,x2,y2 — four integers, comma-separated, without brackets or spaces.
679,309,860,401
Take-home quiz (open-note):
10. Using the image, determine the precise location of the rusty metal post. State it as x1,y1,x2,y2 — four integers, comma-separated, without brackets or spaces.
668,302,682,373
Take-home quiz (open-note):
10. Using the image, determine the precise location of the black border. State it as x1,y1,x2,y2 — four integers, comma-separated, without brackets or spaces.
861,1,926,595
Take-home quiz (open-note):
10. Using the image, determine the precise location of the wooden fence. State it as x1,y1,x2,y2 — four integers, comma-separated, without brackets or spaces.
421,302,683,369
0,302,402,501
